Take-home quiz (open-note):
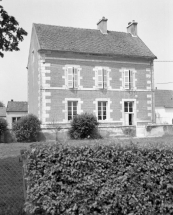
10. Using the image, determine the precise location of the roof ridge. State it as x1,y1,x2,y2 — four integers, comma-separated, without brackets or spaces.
33,23,128,35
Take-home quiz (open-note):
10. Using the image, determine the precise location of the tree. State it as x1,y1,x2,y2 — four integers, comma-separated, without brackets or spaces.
0,101,4,107
0,3,27,57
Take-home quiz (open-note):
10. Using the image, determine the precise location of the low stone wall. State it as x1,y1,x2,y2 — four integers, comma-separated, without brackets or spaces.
145,124,173,137
40,125,136,141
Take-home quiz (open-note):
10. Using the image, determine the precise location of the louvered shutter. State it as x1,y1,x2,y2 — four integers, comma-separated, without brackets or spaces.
67,67,73,88
74,67,78,88
103,69,108,89
124,70,129,89
129,70,134,89
98,68,103,88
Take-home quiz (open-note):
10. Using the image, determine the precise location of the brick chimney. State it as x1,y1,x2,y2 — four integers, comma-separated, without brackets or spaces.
127,20,138,37
97,17,108,34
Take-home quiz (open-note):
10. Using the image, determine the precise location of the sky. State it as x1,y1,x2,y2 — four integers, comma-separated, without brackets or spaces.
0,0,173,106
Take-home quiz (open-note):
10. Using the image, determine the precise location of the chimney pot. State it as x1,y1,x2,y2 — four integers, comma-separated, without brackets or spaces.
97,17,108,34
127,20,138,37
11,99,13,102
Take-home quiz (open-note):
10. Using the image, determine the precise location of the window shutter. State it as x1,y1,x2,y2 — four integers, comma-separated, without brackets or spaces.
129,70,134,89
124,70,129,89
103,69,108,89
74,67,78,88
97,68,103,88
67,67,73,88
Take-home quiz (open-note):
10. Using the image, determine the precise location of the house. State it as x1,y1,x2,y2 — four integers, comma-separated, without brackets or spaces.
155,90,173,124
0,107,6,119
6,100,28,128
27,17,157,130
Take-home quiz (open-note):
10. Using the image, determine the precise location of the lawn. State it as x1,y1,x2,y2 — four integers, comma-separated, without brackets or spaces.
0,135,173,215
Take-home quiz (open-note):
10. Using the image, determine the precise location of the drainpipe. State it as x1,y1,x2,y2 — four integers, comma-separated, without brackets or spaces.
150,60,155,123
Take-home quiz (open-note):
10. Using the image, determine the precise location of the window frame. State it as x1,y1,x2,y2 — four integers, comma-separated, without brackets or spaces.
123,69,135,90
66,66,80,89
122,99,136,126
95,67,110,89
98,101,107,121
67,100,78,121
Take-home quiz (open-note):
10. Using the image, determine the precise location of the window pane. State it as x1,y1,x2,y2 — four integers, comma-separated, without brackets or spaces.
98,102,101,107
98,115,102,120
103,102,106,107
68,115,72,121
68,101,72,106
103,115,106,120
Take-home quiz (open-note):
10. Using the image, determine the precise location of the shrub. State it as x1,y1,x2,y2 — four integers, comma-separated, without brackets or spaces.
68,113,100,139
23,143,173,215
0,118,8,142
13,114,41,142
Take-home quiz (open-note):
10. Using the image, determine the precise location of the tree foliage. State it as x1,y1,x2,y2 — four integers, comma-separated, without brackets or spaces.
13,114,41,142
0,117,8,136
69,113,100,139
0,101,4,107
0,3,27,57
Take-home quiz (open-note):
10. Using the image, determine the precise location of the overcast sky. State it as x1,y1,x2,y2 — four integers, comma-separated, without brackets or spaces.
0,0,173,105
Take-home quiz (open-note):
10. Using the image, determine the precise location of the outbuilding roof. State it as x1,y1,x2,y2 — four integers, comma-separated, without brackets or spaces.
6,101,28,112
155,90,173,108
33,23,156,59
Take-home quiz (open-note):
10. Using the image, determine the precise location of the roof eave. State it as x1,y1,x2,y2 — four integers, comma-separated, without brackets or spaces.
38,49,157,60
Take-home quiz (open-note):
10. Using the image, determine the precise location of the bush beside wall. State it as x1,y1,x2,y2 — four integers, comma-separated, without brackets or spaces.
24,143,173,214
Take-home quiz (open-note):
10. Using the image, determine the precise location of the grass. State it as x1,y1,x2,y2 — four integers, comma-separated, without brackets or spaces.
0,142,31,215
0,135,173,215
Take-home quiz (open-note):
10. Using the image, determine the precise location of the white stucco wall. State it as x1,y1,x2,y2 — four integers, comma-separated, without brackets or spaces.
155,107,173,124
6,112,27,129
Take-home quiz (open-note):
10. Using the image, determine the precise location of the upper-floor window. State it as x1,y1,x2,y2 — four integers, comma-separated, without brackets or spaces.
66,66,80,89
95,67,110,89
123,69,135,90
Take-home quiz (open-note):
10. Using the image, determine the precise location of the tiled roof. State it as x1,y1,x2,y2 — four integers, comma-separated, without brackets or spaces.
6,101,28,112
34,23,157,59
0,107,6,117
155,90,173,108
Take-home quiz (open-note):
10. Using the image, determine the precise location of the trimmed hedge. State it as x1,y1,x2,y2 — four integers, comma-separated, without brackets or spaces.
24,143,173,214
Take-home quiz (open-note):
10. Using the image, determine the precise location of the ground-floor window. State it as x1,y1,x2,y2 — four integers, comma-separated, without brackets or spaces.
98,101,107,120
68,101,78,121
124,101,134,125
12,117,21,124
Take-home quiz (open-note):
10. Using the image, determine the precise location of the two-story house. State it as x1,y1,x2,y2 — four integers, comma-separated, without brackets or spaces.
27,17,157,129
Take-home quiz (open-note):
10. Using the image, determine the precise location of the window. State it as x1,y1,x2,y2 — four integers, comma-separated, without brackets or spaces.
96,68,109,89
124,70,134,89
124,101,134,125
66,67,79,88
12,117,21,124
68,101,78,120
98,101,107,120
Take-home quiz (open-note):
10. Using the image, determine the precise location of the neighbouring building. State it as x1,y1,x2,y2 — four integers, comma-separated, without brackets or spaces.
27,17,157,129
155,90,173,124
0,107,6,119
6,100,28,128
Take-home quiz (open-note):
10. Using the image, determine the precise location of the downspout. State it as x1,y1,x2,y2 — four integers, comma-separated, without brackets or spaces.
150,60,155,123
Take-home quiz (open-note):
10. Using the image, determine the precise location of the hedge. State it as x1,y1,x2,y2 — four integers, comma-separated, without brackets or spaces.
24,143,173,214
